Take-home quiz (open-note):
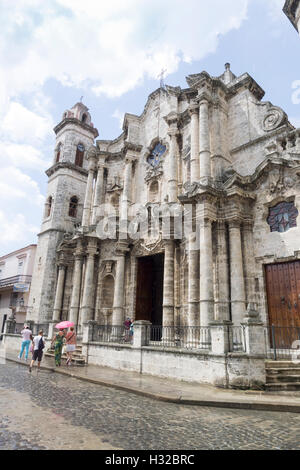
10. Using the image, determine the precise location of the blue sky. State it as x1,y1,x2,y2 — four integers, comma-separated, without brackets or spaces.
0,0,299,256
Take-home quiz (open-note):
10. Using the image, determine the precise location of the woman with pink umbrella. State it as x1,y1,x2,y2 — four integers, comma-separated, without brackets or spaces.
50,321,74,367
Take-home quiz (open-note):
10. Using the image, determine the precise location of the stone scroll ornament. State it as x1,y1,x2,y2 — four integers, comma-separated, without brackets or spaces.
262,106,286,132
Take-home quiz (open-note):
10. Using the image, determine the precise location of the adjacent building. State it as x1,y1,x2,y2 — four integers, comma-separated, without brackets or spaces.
0,245,36,335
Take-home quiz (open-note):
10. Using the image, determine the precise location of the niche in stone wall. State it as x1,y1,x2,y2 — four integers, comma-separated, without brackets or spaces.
102,275,114,309
149,180,159,203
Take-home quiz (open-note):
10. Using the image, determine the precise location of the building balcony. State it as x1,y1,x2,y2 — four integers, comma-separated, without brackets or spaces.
0,275,32,289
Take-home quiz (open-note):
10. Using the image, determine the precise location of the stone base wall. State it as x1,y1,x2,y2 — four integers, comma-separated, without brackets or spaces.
84,341,266,389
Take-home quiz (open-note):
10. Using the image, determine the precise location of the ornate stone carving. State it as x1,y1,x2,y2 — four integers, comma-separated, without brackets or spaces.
183,181,200,197
268,168,295,195
262,106,286,132
145,161,163,183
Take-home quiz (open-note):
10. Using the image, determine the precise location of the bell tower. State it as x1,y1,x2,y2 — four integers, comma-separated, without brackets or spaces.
27,102,99,323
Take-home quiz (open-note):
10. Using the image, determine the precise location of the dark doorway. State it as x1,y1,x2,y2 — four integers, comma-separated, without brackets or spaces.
135,254,164,326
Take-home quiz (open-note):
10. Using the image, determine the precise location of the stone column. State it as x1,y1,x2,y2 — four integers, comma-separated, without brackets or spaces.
215,221,230,321
167,125,179,203
120,157,135,233
162,240,175,329
52,265,67,322
80,239,98,325
199,218,214,327
229,220,246,325
188,233,199,328
189,103,199,182
91,161,105,226
69,240,84,326
82,156,97,227
112,244,128,325
243,222,256,307
199,99,211,180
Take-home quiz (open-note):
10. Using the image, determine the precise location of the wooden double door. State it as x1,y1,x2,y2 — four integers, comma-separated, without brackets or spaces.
265,261,300,329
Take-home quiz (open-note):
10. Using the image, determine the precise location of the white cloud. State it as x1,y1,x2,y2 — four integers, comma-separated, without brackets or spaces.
0,167,44,206
0,210,39,247
112,109,125,130
0,0,251,102
1,102,53,145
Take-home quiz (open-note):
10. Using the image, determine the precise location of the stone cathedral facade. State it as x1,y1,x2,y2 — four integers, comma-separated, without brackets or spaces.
26,64,300,376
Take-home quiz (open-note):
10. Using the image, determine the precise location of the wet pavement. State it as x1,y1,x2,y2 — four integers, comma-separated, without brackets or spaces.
1,362,300,450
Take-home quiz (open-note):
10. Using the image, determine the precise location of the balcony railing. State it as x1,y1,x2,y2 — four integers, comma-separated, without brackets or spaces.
0,275,32,289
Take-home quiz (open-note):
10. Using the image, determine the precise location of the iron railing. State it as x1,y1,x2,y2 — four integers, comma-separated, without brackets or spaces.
149,325,211,350
264,326,300,360
92,325,132,343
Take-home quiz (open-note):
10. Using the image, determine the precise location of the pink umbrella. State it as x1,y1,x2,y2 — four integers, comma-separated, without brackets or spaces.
55,321,74,329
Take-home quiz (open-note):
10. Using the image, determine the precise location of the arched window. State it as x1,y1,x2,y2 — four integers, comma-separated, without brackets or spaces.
75,143,85,167
69,196,78,218
45,196,52,218
56,143,62,163
82,113,87,123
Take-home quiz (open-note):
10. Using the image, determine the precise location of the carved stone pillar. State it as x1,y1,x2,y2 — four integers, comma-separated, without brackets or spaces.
112,243,128,325
188,233,199,328
162,240,175,328
120,156,135,232
80,239,98,325
215,221,230,321
199,99,211,180
199,218,214,326
82,155,97,227
69,239,84,325
243,221,256,307
91,160,105,225
228,220,246,325
52,265,67,322
189,103,199,182
164,113,179,203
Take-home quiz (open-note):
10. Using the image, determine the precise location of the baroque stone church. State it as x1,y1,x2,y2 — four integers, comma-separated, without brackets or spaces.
25,63,300,382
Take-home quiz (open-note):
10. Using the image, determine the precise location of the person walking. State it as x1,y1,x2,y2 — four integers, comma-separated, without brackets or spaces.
65,327,77,366
29,330,45,372
51,328,66,367
18,324,32,361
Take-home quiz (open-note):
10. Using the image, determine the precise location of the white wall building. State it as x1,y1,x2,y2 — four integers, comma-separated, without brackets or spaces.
0,245,37,335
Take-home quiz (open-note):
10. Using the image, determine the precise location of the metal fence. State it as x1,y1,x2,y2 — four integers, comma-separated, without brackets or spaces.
149,325,212,350
264,326,300,360
92,325,132,344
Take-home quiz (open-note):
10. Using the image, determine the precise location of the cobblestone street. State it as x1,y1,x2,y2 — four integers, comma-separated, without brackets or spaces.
1,362,300,450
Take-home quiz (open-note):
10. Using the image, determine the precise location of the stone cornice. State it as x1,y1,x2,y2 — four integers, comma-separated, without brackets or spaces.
54,118,99,138
223,156,300,192
283,0,300,31
229,125,292,155
46,162,88,178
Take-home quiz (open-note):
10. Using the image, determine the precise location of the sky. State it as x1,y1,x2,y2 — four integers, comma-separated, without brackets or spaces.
0,0,299,256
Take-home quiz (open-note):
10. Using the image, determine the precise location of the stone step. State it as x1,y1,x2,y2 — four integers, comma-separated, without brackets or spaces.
265,361,300,369
266,374,300,384
265,382,300,392
266,368,300,376
45,350,85,365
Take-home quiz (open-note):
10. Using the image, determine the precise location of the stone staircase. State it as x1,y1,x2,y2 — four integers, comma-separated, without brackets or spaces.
45,343,86,366
265,360,300,391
